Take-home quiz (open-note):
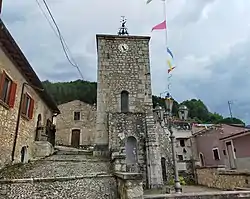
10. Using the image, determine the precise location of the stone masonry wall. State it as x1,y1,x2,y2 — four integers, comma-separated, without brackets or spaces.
95,35,152,146
108,112,147,176
56,100,96,147
0,47,54,169
197,167,250,190
155,122,173,182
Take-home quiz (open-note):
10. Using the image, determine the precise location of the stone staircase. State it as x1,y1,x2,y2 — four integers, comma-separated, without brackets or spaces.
0,146,117,199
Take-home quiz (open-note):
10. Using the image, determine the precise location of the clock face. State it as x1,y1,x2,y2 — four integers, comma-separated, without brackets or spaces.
118,43,129,53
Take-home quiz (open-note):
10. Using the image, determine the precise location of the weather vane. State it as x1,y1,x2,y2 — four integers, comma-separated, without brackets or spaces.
118,16,129,36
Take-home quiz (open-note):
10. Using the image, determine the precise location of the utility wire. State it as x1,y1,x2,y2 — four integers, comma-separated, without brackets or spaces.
35,0,77,67
36,0,84,80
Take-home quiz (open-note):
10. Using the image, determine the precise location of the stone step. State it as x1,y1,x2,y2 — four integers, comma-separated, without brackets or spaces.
0,156,111,179
55,149,93,155
45,154,109,162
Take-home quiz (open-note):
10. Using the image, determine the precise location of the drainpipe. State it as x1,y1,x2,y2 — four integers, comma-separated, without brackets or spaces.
11,82,44,162
11,82,27,162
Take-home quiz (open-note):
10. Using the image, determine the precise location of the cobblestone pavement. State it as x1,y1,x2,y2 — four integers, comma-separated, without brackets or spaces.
0,148,111,179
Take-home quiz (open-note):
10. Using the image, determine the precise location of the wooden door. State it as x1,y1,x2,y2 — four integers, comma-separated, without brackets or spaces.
71,129,80,148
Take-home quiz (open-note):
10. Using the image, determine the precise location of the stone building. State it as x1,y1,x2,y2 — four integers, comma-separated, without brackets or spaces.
0,19,60,169
56,100,96,148
94,34,163,188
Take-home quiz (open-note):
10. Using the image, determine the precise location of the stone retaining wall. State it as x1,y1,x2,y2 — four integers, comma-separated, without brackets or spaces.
143,191,250,199
196,166,250,190
0,174,117,199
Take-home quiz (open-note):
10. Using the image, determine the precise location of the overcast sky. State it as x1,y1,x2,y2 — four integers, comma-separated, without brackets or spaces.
1,0,250,123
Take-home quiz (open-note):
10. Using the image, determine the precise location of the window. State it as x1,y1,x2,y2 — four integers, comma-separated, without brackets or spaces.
0,71,17,108
180,139,185,147
74,111,80,120
21,93,34,119
212,148,220,160
178,155,184,161
121,90,129,113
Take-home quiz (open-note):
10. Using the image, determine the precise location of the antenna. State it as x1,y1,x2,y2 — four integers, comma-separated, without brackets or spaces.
228,101,233,118
118,16,129,36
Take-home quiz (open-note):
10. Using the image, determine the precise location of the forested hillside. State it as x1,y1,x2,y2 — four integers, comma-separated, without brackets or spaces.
42,79,244,125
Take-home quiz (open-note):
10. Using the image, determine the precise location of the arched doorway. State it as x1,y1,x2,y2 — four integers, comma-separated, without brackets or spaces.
125,136,137,172
71,129,80,148
125,136,137,164
161,157,167,182
21,146,28,163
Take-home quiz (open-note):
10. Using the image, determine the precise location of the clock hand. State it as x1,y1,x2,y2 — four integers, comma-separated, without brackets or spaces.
122,46,126,51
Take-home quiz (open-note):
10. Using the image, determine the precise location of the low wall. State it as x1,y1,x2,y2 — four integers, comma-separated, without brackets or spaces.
32,141,54,159
196,166,250,190
144,191,250,199
115,172,144,199
0,174,117,199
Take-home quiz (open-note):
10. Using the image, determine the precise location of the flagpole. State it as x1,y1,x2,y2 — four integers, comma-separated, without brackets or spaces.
162,0,170,92
163,0,168,48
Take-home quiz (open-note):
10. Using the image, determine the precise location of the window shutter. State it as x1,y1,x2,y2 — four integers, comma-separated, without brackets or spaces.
28,98,34,119
21,94,27,114
8,82,17,108
0,71,6,96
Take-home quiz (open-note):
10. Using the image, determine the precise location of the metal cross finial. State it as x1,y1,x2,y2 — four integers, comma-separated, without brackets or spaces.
118,16,129,36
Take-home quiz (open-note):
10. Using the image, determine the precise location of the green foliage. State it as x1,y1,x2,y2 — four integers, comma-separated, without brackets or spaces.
217,117,245,125
42,80,97,105
42,80,245,125
169,176,186,186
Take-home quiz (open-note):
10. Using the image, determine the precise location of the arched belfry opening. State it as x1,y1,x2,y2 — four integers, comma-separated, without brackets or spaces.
121,90,129,113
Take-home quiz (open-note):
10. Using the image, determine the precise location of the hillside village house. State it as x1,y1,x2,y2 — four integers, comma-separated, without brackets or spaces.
0,19,60,169
220,129,250,170
192,123,249,170
56,100,96,148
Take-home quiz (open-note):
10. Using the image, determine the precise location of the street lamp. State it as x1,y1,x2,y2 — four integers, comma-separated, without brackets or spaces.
156,92,182,193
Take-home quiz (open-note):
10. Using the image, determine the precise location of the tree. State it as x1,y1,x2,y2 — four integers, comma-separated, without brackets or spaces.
218,117,245,125
42,80,245,125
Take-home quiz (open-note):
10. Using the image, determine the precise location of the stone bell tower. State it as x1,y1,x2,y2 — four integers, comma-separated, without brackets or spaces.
94,17,163,188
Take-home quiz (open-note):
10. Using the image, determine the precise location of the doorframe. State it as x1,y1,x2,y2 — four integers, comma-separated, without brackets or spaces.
199,152,205,166
225,140,236,159
225,139,236,169
69,128,82,146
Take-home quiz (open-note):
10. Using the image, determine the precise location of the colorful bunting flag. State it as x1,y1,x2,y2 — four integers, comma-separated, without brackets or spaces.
167,47,174,59
167,60,175,73
151,20,167,32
